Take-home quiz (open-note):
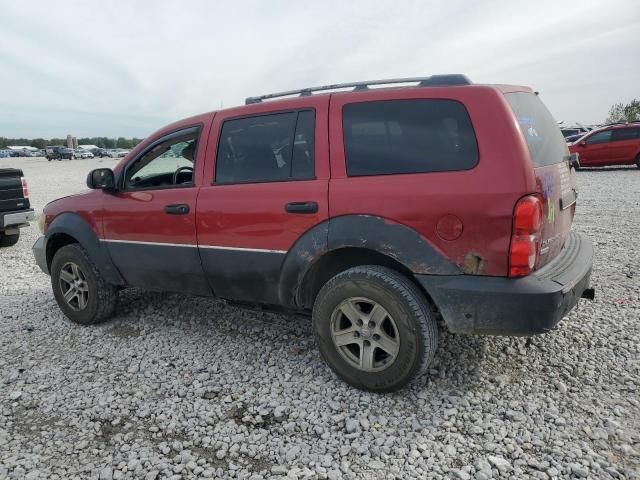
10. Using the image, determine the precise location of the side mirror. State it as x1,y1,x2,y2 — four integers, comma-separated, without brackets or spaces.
87,168,115,191
568,153,580,170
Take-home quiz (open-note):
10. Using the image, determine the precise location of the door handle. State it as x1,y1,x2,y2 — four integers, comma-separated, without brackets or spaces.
285,201,318,214
164,204,190,215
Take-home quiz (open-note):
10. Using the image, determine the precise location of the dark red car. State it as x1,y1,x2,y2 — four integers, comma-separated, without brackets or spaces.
569,122,640,168
33,75,594,391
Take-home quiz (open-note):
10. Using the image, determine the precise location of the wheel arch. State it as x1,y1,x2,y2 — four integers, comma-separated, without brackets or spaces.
46,213,125,285
297,246,433,310
279,214,461,310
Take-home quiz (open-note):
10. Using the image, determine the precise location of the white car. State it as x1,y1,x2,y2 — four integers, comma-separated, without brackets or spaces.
75,150,94,159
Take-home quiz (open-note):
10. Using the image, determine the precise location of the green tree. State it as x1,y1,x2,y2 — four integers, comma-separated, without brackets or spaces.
30,138,47,149
605,99,640,123
116,137,133,149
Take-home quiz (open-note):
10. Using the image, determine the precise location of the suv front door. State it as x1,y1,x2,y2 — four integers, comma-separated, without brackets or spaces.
579,129,612,166
101,125,211,295
196,97,330,305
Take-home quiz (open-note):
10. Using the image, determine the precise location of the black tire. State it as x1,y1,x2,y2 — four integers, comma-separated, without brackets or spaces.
312,265,438,392
50,243,118,325
635,154,640,169
0,232,20,247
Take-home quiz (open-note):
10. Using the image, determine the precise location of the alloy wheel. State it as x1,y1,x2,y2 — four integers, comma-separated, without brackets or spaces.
58,262,89,311
330,297,400,372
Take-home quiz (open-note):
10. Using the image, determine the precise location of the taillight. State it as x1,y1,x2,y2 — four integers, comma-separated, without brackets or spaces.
21,177,29,198
509,195,543,277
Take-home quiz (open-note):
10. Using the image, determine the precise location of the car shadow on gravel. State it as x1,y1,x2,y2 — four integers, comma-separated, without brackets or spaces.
577,166,638,172
114,288,499,392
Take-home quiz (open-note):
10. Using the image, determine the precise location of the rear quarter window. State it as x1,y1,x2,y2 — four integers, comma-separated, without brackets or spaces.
342,99,478,177
505,92,568,167
611,127,640,141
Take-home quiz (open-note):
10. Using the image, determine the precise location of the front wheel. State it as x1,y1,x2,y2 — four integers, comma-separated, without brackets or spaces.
50,244,118,325
0,232,20,247
313,266,438,392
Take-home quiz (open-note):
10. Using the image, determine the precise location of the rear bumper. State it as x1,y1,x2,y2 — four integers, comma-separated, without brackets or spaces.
417,232,593,335
1,208,34,228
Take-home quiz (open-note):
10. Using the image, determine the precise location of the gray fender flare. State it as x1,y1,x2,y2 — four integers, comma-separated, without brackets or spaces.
46,212,125,285
278,215,461,308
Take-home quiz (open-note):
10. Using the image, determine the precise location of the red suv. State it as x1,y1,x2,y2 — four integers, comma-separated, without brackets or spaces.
569,122,640,168
33,75,594,391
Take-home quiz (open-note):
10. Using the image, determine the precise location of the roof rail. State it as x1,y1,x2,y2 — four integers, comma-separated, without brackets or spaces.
599,120,640,127
245,74,472,105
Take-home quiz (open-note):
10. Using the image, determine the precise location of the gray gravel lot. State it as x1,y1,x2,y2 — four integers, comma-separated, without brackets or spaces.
1,157,638,479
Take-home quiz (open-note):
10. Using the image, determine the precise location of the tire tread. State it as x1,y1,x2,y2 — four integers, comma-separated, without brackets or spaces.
313,265,438,391
52,243,118,324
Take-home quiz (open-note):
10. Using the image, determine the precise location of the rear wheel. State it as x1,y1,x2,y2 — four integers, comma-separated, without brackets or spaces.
313,265,438,392
0,232,20,247
635,154,640,169
50,244,118,325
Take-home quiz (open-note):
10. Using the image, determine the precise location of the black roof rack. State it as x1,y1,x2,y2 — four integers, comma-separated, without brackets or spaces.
245,74,471,105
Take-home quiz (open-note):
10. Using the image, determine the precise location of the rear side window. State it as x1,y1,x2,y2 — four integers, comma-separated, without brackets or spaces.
342,99,478,177
611,127,640,142
505,92,568,167
215,110,315,184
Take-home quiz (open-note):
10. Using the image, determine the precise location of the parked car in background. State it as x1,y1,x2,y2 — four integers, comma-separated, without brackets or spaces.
569,122,640,168
75,150,95,159
116,149,130,157
45,146,76,161
565,132,586,143
561,126,590,138
33,75,594,391
99,149,119,158
0,168,33,247
0,150,13,158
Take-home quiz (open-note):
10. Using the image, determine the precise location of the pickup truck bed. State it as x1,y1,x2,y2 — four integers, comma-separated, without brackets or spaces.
0,168,34,247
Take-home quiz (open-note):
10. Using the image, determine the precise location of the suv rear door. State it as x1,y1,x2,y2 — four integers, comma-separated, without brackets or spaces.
505,92,576,266
197,96,330,304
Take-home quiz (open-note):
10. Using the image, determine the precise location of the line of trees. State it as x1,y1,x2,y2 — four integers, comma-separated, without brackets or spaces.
605,99,640,124
0,137,143,149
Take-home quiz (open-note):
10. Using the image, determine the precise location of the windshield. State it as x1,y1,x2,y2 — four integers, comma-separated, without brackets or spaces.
505,92,568,167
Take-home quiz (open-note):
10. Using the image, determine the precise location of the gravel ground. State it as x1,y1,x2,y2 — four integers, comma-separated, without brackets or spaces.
1,157,638,480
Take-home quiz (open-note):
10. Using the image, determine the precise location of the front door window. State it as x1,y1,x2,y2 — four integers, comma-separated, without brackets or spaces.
586,130,612,145
125,132,198,190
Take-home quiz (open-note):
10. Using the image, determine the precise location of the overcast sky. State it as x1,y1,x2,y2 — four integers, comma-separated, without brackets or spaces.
1,0,638,138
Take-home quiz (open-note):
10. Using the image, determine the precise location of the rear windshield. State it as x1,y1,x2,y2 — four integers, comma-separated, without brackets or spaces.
505,92,568,167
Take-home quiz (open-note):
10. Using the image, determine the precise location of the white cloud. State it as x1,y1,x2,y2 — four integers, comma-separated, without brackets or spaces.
0,0,638,137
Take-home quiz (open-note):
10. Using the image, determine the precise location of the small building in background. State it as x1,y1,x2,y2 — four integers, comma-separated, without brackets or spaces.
7,146,38,152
